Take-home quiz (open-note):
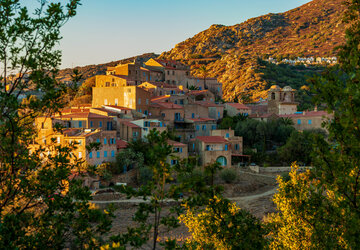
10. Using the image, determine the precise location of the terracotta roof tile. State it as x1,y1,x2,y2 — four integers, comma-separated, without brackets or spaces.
196,136,228,143
120,120,141,128
279,111,331,118
116,139,128,149
167,139,186,147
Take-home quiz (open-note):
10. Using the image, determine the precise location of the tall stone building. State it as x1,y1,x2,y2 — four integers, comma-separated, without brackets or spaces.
267,85,297,115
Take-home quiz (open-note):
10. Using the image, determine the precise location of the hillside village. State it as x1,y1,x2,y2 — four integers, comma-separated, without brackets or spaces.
28,58,332,188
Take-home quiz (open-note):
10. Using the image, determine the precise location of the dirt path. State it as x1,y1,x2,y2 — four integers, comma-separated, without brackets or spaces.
91,186,278,205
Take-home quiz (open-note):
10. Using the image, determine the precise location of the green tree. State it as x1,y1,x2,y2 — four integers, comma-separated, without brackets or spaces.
269,1,360,248
0,1,112,248
180,196,267,249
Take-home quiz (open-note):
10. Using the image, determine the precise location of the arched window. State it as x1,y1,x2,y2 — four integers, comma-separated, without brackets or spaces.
216,156,227,167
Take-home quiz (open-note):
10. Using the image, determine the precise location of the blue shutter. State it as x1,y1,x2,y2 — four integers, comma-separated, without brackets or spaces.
99,121,103,127
78,121,82,128
111,150,115,157
225,145,228,151
104,138,107,144
96,139,100,143
104,151,107,157
90,121,93,127
96,151,100,158
89,152,92,159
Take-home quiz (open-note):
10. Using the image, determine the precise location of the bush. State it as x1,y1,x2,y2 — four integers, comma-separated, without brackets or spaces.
138,167,153,185
220,168,237,184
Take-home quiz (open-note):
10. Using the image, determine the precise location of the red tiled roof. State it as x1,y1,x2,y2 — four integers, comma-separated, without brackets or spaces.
196,136,228,143
103,105,132,111
226,103,250,110
55,112,110,119
279,111,331,118
152,102,183,109
167,139,186,147
120,120,141,128
151,95,170,103
117,139,128,149
249,113,278,118
188,117,215,122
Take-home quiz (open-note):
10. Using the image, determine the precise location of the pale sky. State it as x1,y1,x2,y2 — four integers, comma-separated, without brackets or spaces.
57,0,312,69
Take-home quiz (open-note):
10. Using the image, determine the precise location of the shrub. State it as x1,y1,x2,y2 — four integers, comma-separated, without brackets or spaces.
220,168,237,183
138,167,153,185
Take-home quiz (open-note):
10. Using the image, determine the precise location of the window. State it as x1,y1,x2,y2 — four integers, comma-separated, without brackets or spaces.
105,82,110,87
138,98,141,105
202,125,206,131
192,113,195,118
199,87,202,90
297,119,301,125
78,152,82,158
161,113,166,117
144,110,148,115
96,151,100,158
115,98,118,105
217,87,220,92
111,150,115,157
225,144,228,151
78,121,82,128
146,99,149,105
96,139,100,143
104,138,107,144
225,133,229,138
308,119,312,125
235,144,239,150
90,121,93,127
133,131,138,137
192,143,195,150
180,99,184,105
196,125,200,131
174,100,177,104
180,148,183,153
167,71,169,75
104,151,108,158
218,112,221,119
171,159,178,165
211,125,216,130
99,121,103,127
206,145,211,151
89,152,93,159
172,71,175,75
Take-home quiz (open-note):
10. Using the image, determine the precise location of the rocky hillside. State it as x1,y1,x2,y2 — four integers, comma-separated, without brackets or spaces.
159,0,347,101
57,53,158,82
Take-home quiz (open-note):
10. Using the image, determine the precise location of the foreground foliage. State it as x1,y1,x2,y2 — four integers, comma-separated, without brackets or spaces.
0,1,112,248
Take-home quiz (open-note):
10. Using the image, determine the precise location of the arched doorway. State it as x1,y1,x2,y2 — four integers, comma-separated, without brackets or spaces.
216,156,227,167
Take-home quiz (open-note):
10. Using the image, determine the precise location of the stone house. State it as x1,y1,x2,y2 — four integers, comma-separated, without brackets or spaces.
130,119,167,140
148,102,184,127
92,85,152,116
167,140,188,166
224,103,251,117
279,110,332,131
118,120,142,142
190,136,232,167
195,101,224,120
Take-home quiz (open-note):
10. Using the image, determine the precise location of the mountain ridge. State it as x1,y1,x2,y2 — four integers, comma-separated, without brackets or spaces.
159,0,347,101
